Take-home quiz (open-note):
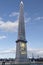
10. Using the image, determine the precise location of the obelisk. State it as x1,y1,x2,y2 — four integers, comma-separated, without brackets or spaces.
15,1,29,64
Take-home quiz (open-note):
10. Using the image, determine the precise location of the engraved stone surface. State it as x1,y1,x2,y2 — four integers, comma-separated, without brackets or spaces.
15,1,29,64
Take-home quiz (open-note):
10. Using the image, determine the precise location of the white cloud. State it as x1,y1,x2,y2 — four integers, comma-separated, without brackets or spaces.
35,17,43,20
0,20,18,32
0,17,3,20
27,42,43,58
0,35,6,39
25,17,31,23
0,45,43,58
0,17,31,32
9,11,31,23
27,48,43,58
0,47,16,58
9,12,19,17
0,48,16,54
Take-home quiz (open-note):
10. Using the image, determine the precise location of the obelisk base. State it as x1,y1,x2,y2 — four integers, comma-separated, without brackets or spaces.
15,58,30,64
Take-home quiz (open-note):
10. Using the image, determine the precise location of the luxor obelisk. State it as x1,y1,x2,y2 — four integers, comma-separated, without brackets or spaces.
15,1,29,64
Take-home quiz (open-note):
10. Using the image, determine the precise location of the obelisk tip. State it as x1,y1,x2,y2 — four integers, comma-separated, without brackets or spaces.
20,1,23,5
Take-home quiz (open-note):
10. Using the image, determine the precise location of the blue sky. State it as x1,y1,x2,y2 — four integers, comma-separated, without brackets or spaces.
0,0,43,58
